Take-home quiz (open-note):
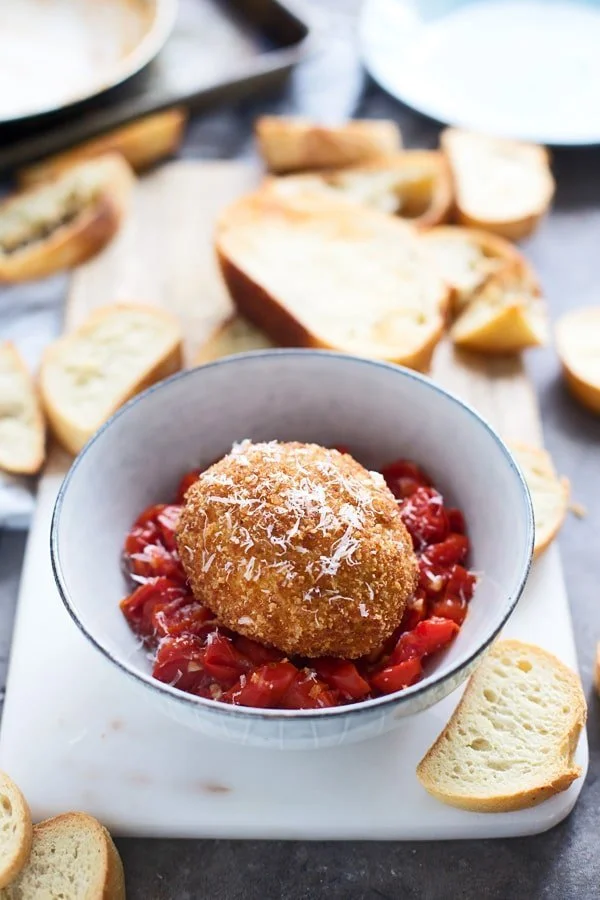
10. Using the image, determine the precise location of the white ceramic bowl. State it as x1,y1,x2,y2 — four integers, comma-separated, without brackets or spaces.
51,351,534,750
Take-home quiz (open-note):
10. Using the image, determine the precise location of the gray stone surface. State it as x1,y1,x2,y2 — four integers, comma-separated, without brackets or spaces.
1,1,600,896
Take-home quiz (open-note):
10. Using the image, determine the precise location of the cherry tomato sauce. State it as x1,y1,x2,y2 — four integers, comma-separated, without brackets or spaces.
120,460,477,710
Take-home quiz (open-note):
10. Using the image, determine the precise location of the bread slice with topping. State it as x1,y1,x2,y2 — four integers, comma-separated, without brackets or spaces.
0,154,133,282
195,315,274,365
0,812,125,900
0,343,45,475
509,442,569,557
422,225,539,313
417,640,586,812
267,151,452,228
441,129,555,241
255,116,402,173
216,188,449,372
0,771,32,890
555,307,600,414
40,303,182,455
19,108,187,187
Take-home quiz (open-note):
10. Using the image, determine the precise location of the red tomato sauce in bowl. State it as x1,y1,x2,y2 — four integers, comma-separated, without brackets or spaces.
120,457,477,710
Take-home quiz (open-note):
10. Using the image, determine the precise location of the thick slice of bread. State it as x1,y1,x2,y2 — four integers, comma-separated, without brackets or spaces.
195,315,274,365
266,150,452,228
450,269,548,354
509,442,569,557
422,225,539,313
441,129,555,241
0,155,133,282
0,812,125,900
216,188,449,371
0,343,45,475
417,640,586,812
19,109,187,187
255,116,402,173
555,307,600,414
0,772,32,890
40,303,182,455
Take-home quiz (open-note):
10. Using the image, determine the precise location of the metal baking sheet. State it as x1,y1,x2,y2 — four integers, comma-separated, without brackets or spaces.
0,0,311,175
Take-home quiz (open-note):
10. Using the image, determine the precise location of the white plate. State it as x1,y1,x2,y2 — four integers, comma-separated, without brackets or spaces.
0,0,177,123
360,0,600,145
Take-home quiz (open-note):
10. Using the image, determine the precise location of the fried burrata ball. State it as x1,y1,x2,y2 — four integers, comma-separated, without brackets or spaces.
176,441,418,658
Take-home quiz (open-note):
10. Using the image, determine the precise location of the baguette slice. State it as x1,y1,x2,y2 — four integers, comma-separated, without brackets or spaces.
450,269,548,354
256,116,402,173
0,812,125,900
0,154,133,282
216,188,449,372
0,343,45,474
40,304,182,455
555,307,600,414
417,640,586,812
19,109,187,187
195,315,274,365
509,442,569,557
441,129,555,241
0,772,32,890
266,151,452,229
422,225,539,313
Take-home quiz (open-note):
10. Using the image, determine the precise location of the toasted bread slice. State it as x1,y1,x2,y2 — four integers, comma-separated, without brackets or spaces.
216,188,449,372
0,343,45,475
509,442,569,557
0,812,125,900
255,116,402,174
40,304,182,455
422,225,539,313
450,269,548,354
0,772,32,890
18,109,187,187
441,129,555,241
266,151,452,229
417,640,586,812
555,307,600,414
0,155,133,282
195,315,274,365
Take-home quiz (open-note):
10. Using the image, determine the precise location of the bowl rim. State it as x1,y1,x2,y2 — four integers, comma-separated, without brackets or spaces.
51,349,535,722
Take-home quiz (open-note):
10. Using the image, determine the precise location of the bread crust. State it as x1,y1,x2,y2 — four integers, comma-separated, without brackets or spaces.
416,640,586,812
194,314,274,365
0,155,133,282
509,441,569,557
18,109,187,186
0,771,32,890
0,342,46,475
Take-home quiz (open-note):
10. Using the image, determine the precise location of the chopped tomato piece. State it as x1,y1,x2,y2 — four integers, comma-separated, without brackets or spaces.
381,459,431,500
153,634,210,693
152,600,214,640
429,596,468,626
202,632,252,685
399,593,427,632
155,505,182,552
400,486,449,549
120,578,189,640
312,659,370,701
177,469,202,503
389,617,459,665
281,670,339,709
224,662,298,708
421,533,469,568
370,658,422,694
234,634,284,665
445,564,477,603
127,543,186,582
418,560,448,597
124,521,161,556
447,507,466,534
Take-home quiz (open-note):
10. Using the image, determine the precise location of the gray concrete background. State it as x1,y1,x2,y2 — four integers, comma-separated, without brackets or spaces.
1,2,599,897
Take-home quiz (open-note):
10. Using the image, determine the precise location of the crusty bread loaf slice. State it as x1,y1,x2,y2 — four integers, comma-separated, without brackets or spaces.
266,151,452,228
0,772,32,890
422,225,539,313
450,268,548,354
195,315,274,365
0,812,125,900
417,640,586,812
509,442,569,557
40,303,182,455
18,109,187,187
255,116,402,173
555,307,600,414
216,188,449,371
0,343,45,475
441,129,555,241
0,154,133,282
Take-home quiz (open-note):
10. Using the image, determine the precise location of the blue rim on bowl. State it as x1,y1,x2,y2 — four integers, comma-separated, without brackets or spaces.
50,350,535,722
